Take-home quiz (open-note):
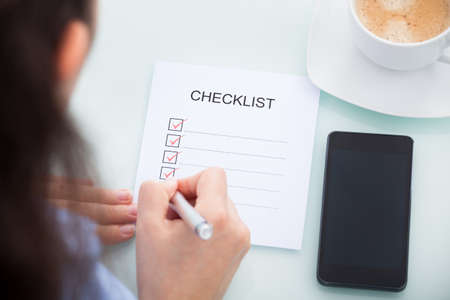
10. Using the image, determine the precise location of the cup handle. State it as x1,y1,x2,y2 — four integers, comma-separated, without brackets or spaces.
438,35,450,64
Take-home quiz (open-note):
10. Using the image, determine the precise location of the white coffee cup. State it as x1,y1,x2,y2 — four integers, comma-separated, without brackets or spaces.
348,0,450,71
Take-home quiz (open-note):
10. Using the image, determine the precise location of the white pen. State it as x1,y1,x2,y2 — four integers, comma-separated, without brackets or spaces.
169,191,214,240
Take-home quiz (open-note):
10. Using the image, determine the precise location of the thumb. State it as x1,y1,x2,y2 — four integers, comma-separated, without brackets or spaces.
138,180,178,222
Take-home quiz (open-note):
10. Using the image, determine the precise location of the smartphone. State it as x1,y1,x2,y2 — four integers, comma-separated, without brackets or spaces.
317,132,413,292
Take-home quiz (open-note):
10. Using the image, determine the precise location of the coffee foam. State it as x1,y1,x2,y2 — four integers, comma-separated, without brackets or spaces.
356,0,450,43
380,0,414,12
384,19,414,43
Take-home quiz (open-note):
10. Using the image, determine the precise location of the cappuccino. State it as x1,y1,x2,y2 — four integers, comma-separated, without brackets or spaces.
356,0,450,43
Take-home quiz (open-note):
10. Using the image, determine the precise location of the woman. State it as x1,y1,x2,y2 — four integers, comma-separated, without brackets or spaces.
0,1,250,299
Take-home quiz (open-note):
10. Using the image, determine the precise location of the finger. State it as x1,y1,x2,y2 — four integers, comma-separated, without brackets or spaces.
97,224,135,245
177,172,202,199
48,182,132,205
187,168,229,210
51,199,137,225
177,167,228,200
177,168,229,223
166,206,179,220
138,180,177,222
48,176,94,186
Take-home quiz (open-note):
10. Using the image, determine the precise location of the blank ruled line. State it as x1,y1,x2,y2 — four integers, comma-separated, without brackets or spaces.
184,130,288,144
180,163,285,177
234,203,279,210
229,185,281,193
182,146,286,160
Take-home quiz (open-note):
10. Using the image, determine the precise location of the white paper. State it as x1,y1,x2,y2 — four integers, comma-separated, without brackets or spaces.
134,62,319,250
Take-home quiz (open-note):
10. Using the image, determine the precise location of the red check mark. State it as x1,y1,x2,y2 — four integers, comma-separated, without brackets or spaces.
169,136,181,145
172,120,184,129
167,152,179,162
164,169,176,179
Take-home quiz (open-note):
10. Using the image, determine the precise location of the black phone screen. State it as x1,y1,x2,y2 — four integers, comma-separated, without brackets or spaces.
317,132,413,291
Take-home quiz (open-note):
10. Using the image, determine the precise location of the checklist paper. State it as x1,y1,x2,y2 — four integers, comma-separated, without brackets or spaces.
134,62,319,250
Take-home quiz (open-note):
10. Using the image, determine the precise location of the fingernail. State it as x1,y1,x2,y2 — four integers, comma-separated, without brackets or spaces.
128,204,138,217
120,224,136,237
117,189,132,203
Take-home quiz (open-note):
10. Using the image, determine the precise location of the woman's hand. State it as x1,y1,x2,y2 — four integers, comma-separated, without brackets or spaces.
136,168,251,300
47,177,137,245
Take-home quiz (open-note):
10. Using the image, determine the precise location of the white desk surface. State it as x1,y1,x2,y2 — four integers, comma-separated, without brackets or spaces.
71,0,450,299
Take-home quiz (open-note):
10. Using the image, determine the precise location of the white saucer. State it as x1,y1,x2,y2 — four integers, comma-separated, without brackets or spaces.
307,0,450,118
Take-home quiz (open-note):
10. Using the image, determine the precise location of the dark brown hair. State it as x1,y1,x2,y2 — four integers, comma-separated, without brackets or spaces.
0,0,93,299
